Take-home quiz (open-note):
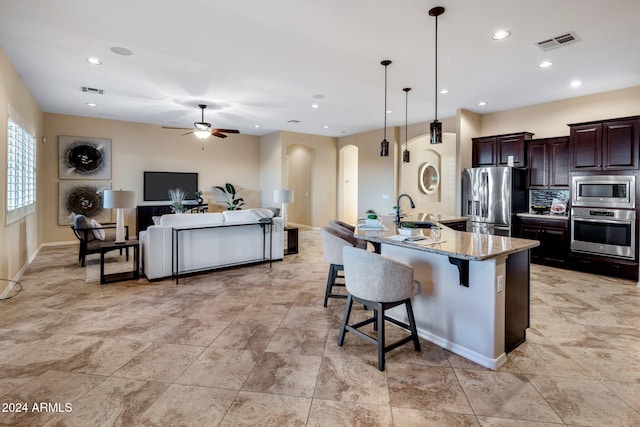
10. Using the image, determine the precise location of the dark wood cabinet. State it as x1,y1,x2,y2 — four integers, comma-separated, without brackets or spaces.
526,137,569,188
136,204,208,234
472,132,534,167
570,116,639,171
518,216,569,266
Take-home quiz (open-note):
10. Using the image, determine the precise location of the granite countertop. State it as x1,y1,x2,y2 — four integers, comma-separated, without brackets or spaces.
517,212,569,220
356,215,539,261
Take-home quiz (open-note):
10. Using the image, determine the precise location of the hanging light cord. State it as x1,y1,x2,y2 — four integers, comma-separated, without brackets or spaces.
405,89,409,149
434,12,439,122
383,63,388,141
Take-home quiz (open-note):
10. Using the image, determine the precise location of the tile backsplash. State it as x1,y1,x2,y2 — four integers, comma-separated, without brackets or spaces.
530,189,570,213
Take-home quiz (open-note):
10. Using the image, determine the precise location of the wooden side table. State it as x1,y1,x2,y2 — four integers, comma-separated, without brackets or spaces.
285,227,299,255
100,240,139,284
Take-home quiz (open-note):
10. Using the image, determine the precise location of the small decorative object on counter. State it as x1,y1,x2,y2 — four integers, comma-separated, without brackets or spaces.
195,190,204,204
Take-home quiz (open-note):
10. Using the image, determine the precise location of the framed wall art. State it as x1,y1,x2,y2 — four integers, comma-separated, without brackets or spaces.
58,181,111,225
58,135,111,180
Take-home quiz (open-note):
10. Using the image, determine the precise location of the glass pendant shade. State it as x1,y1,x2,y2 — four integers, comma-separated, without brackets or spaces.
194,130,211,139
380,139,389,156
403,149,410,162
430,120,442,144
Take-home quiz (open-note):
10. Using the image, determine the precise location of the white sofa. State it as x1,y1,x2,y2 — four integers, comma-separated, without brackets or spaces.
139,209,284,280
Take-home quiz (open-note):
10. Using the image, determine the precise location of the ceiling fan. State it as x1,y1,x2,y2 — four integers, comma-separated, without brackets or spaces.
162,104,239,139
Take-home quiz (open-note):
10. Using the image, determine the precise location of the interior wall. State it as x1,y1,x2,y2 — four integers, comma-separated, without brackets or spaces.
338,128,398,217
286,144,313,225
0,49,43,280
42,113,261,242
399,133,457,216
280,131,337,227
259,131,283,209
338,145,358,225
479,86,640,138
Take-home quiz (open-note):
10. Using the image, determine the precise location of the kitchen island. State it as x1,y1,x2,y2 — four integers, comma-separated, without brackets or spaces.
356,215,539,370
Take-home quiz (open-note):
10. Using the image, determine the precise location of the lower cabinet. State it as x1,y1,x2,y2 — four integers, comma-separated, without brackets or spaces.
568,253,638,281
518,216,569,266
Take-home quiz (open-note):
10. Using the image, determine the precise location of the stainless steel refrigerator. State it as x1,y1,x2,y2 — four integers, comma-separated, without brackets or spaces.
462,167,527,236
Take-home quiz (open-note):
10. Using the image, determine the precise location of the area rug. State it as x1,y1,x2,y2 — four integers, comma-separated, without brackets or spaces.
85,251,136,284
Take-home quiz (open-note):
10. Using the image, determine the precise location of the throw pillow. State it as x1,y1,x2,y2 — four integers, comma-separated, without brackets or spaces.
152,216,161,225
73,214,94,241
252,208,275,220
91,219,106,240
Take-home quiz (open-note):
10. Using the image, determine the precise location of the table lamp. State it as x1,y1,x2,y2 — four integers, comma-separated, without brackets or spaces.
273,189,294,228
103,190,136,243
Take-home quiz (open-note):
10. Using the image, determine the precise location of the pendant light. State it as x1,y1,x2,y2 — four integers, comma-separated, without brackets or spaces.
429,6,445,144
380,59,392,156
402,87,411,163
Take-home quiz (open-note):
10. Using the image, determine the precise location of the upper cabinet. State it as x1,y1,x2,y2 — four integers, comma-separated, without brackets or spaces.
569,117,640,171
527,137,570,189
472,132,534,167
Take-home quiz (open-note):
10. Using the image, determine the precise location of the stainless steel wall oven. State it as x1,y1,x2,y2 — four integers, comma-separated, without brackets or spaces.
570,207,636,260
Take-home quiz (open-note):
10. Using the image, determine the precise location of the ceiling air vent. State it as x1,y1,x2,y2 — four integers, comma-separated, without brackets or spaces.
287,120,301,124
82,86,104,95
536,31,581,51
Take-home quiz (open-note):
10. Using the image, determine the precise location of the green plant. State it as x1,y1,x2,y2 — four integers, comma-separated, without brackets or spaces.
214,183,245,210
367,213,378,220
400,221,416,228
168,188,188,213
195,190,203,199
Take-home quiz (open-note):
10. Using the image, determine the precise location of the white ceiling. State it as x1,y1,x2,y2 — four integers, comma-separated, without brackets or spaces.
1,0,639,138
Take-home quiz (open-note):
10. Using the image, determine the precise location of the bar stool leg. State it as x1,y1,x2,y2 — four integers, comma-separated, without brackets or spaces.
405,300,421,351
377,302,385,371
338,294,353,346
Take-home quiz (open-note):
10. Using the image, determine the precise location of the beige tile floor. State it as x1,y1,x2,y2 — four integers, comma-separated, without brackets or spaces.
1,229,639,426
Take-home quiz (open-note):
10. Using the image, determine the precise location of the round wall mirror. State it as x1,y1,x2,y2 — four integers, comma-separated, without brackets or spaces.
419,163,439,194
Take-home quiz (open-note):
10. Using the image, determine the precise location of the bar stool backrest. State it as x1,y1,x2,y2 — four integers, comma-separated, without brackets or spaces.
342,246,416,303
320,226,355,265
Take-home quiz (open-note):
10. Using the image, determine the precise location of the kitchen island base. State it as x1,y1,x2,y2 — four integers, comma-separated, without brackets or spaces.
381,245,530,370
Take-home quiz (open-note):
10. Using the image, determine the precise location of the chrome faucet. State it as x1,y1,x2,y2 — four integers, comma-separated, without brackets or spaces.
396,193,415,224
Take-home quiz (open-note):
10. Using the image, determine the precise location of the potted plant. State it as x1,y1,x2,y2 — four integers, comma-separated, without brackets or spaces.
365,209,379,225
168,188,188,213
195,190,204,204
213,183,245,210
398,221,420,236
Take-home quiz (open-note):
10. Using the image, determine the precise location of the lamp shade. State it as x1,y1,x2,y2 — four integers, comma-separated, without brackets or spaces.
103,190,136,209
273,189,294,204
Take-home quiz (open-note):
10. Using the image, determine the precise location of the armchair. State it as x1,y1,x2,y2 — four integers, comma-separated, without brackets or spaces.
71,214,129,266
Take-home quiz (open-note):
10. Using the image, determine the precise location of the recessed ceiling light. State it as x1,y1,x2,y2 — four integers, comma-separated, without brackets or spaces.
478,101,488,106
85,57,102,65
492,30,511,40
386,110,392,114
570,80,582,87
86,103,97,107
323,125,329,129
439,89,450,94
538,61,554,68
254,124,260,128
311,104,319,109
110,46,133,56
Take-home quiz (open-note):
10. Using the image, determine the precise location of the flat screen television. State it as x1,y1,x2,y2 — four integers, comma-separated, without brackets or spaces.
143,171,198,202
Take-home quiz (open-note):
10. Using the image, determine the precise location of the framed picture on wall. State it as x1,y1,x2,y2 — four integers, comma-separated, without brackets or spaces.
58,135,111,180
58,181,111,225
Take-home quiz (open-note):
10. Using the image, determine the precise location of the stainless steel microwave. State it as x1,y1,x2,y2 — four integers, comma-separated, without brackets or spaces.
572,175,636,209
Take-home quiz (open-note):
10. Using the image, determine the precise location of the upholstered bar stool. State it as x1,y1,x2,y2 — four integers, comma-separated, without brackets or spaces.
339,246,421,371
328,219,367,249
320,226,359,307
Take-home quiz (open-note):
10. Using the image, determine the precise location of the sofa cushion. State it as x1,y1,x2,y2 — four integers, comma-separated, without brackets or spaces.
73,214,94,241
222,209,260,224
159,212,224,227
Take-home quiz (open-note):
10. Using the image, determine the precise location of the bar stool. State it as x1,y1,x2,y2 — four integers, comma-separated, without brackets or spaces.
320,226,358,307
338,246,421,371
328,219,367,249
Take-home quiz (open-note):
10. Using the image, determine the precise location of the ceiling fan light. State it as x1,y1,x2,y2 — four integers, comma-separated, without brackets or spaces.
194,122,210,130
194,130,211,139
